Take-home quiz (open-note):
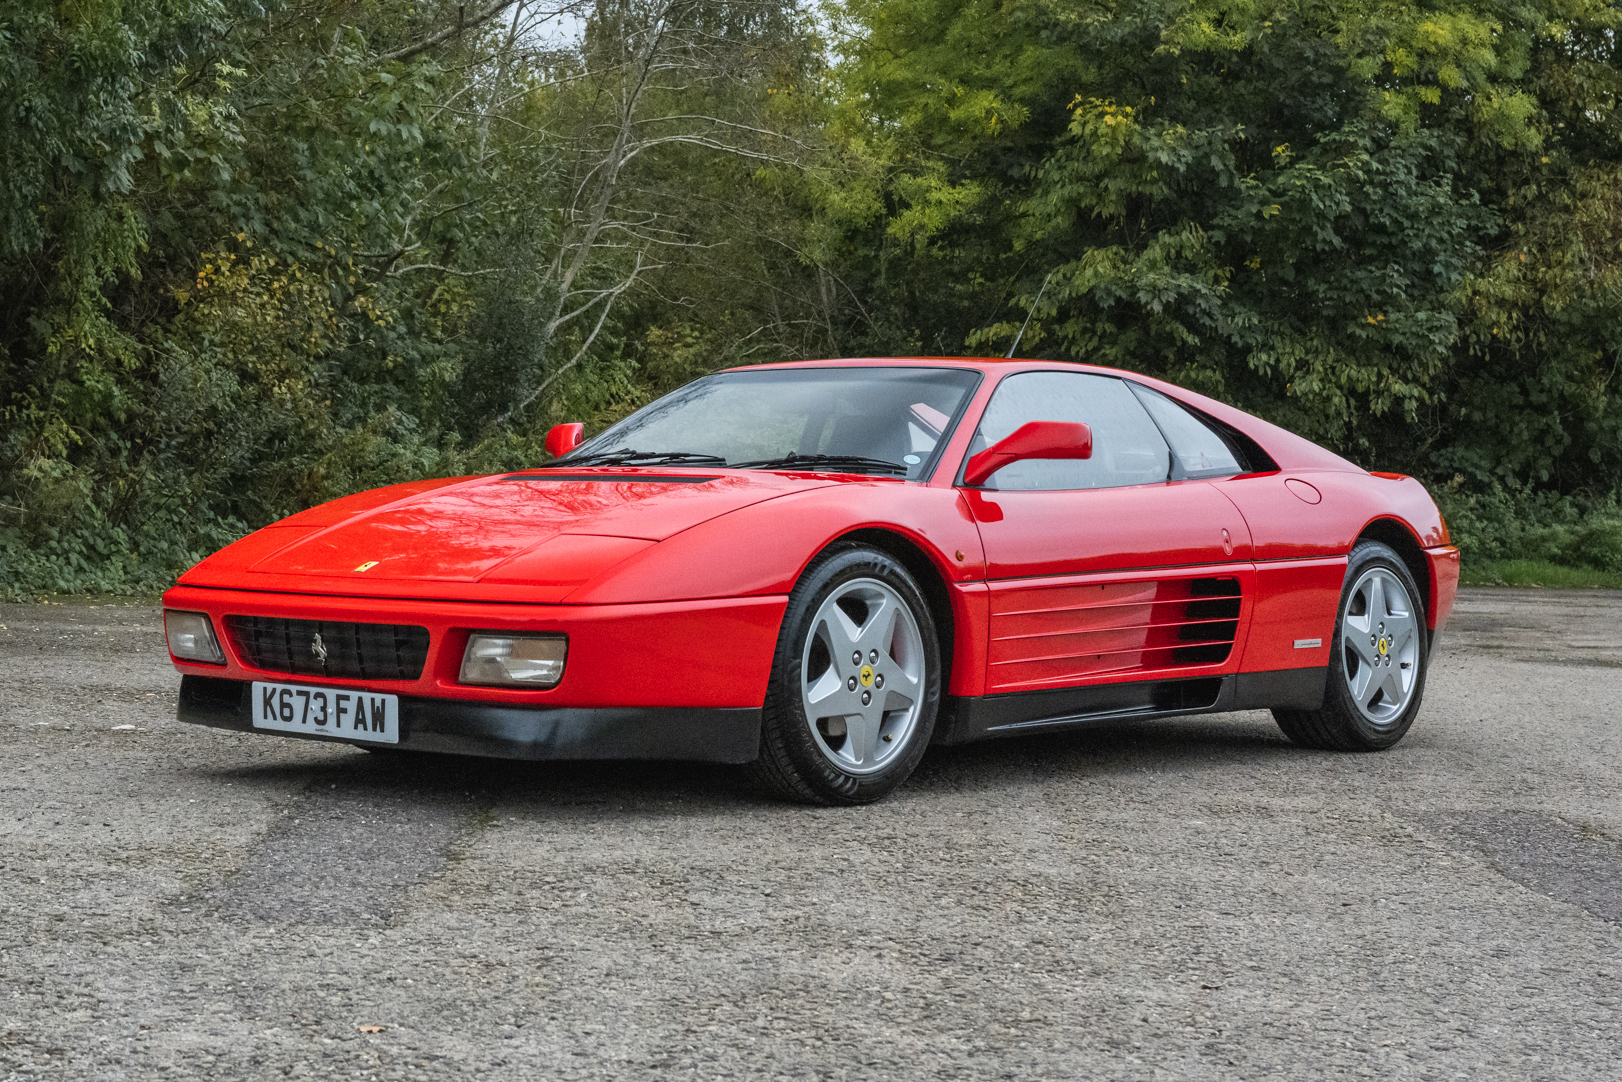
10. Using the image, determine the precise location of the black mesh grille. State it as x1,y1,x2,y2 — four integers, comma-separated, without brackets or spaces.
223,616,430,680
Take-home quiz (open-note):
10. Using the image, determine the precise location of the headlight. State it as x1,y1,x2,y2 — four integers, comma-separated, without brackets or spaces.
165,610,225,664
460,633,567,688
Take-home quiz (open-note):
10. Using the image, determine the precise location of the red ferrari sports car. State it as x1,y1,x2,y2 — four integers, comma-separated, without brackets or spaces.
164,358,1458,803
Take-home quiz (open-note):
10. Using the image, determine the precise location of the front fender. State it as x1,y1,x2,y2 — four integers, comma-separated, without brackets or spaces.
566,481,987,605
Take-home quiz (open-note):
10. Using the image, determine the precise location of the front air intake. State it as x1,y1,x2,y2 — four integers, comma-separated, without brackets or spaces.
223,616,430,680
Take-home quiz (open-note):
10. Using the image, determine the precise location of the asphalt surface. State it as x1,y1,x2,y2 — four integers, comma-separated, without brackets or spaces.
2,588,1620,1080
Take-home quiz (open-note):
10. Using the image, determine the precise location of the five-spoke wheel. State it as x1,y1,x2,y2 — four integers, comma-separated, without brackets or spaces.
1274,539,1429,751
800,577,926,775
1340,566,1421,726
750,545,941,804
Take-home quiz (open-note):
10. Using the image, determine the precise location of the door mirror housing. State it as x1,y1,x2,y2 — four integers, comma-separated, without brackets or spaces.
962,421,1093,487
545,423,585,457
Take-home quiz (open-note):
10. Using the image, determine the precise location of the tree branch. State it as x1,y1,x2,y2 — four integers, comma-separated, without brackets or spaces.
494,254,647,426
368,0,558,67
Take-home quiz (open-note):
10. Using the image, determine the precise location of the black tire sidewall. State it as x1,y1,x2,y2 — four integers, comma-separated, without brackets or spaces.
762,544,942,804
1323,540,1429,749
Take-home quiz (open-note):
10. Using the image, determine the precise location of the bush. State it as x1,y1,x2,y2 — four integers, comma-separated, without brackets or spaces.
1435,481,1622,574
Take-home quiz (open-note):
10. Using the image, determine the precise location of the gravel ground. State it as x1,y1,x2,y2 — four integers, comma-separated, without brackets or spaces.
2,588,1620,1080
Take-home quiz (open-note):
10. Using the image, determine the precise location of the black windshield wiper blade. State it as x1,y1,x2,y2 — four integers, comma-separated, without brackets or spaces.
730,453,907,476
545,448,729,468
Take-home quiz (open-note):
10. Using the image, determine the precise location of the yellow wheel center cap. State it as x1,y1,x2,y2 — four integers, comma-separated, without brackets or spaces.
1377,638,1389,656
859,665,875,688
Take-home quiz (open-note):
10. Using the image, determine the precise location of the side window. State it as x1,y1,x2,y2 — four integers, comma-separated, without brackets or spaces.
1126,383,1243,479
969,372,1171,490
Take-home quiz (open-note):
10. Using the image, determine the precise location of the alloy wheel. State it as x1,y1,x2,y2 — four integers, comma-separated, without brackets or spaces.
799,577,926,775
1341,566,1421,727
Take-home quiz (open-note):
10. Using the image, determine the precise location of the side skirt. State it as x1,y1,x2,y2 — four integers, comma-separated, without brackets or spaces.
936,667,1327,746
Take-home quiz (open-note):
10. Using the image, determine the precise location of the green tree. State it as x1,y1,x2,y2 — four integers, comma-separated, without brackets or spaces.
823,0,1622,494
0,0,828,595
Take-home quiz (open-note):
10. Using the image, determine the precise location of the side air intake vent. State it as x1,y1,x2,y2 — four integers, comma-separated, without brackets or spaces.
1173,577,1243,666
988,576,1243,691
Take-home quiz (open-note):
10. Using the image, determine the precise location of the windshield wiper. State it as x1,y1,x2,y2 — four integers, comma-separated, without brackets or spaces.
730,453,907,477
547,447,907,475
544,448,729,468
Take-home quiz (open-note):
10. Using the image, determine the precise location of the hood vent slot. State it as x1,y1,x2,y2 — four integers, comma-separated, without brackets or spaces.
500,473,719,484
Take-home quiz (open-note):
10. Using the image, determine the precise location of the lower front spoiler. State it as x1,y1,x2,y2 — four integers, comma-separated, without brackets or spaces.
178,676,762,764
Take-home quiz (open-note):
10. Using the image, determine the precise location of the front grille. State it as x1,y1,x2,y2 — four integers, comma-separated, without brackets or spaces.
223,616,431,680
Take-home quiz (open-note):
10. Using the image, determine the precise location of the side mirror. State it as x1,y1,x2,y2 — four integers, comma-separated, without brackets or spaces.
545,422,585,457
962,420,1092,487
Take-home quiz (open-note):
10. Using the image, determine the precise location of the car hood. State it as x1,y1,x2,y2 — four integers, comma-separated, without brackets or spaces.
179,468,841,599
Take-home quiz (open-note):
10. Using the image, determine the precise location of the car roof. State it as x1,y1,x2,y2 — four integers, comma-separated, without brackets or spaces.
720,356,1131,377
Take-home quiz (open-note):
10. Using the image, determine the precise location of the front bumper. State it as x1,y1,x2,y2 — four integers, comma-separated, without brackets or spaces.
178,676,761,763
161,585,788,709
1424,544,1461,633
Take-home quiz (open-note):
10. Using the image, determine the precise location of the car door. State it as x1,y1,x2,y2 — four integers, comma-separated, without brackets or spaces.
958,371,1254,697
1124,381,1345,697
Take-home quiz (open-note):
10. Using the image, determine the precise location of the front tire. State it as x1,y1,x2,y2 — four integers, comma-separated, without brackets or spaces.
1273,539,1429,751
748,545,941,804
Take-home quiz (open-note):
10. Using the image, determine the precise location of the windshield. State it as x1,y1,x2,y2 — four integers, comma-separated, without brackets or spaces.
560,367,982,479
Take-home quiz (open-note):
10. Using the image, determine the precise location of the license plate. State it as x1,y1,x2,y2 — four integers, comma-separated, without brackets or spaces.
251,681,399,744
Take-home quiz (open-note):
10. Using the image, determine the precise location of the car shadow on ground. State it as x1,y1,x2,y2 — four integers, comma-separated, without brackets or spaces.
188,709,1307,812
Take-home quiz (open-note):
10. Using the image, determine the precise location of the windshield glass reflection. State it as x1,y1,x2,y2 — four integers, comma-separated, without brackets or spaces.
560,367,981,480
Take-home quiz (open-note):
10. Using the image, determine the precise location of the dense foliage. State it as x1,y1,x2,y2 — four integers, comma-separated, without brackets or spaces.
3,0,1622,595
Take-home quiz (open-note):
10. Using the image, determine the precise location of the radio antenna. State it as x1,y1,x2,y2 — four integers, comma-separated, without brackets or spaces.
1006,270,1055,358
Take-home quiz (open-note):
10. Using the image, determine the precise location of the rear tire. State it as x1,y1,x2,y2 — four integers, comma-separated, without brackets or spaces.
1273,539,1428,751
748,544,941,804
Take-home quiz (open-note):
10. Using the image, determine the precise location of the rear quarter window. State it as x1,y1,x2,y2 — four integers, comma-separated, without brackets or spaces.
1126,383,1244,480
